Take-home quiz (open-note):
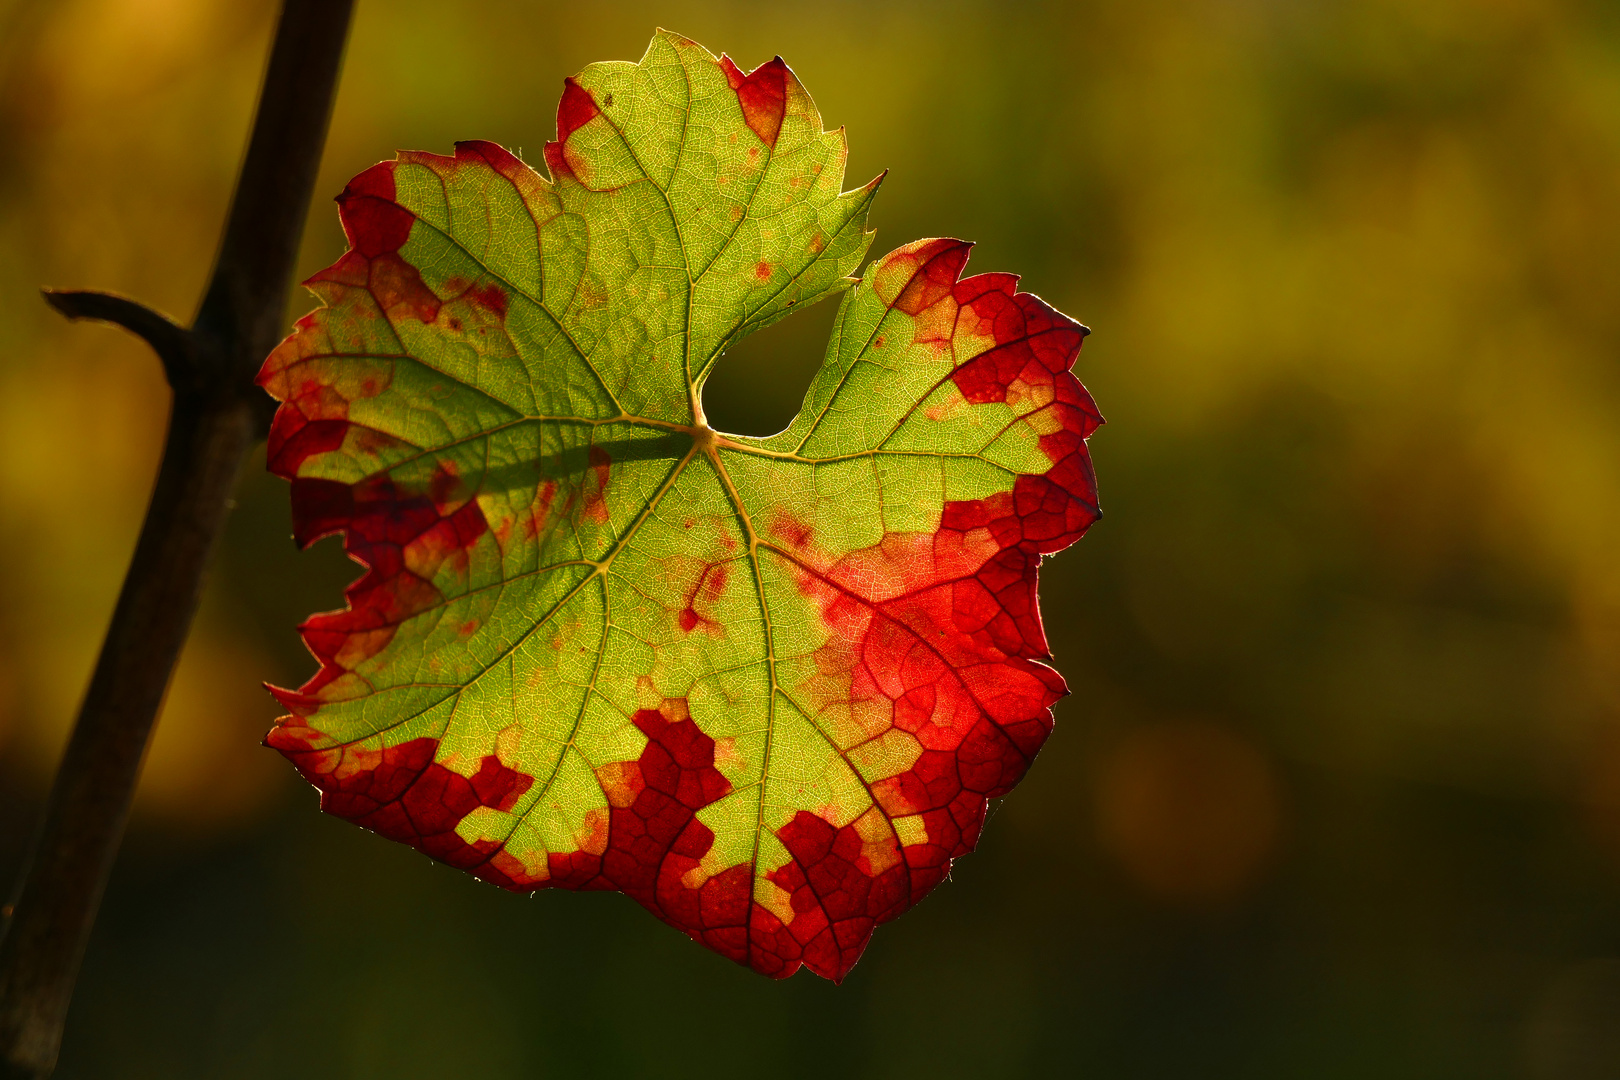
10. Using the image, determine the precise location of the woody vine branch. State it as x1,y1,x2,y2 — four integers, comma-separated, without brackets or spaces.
0,2,354,1076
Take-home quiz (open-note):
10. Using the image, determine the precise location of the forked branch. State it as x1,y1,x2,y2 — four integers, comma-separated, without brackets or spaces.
40,290,198,389
0,3,354,1077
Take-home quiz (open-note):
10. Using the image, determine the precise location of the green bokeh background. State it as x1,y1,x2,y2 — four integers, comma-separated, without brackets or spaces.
3,0,1620,1076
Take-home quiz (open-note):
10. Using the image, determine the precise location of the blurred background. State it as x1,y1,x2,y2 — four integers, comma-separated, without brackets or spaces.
2,0,1619,1076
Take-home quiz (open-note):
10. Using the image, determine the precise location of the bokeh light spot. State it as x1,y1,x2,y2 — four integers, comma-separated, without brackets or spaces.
1094,719,1283,906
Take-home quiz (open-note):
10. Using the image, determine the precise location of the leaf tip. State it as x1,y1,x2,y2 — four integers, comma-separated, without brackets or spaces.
334,160,413,258
556,76,600,142
719,53,789,147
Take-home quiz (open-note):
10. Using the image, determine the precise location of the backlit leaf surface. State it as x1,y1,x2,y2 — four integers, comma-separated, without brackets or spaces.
259,31,1101,981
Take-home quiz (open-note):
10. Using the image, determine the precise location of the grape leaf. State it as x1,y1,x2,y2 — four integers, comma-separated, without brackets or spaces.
258,30,1101,981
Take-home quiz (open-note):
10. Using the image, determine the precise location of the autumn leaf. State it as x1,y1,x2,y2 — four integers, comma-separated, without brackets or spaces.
258,30,1101,982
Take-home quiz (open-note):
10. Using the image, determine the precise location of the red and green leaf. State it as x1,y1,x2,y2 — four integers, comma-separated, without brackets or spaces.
258,30,1101,981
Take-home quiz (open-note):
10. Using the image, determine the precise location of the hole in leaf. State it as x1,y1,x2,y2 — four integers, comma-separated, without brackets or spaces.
700,294,842,437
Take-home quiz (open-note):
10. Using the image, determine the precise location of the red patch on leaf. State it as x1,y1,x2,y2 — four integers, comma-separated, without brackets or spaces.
720,55,789,148
295,163,442,327
268,720,535,877
753,811,909,981
543,701,755,963
581,445,612,524
453,139,526,177
428,462,461,507
276,696,889,979
678,562,731,635
948,274,1096,444
465,282,509,320
267,476,488,703
770,510,813,550
743,240,1100,970
542,77,600,183
337,162,413,258
365,254,440,323
439,275,511,324
892,239,972,317
541,142,571,181
556,77,600,140
266,411,349,477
